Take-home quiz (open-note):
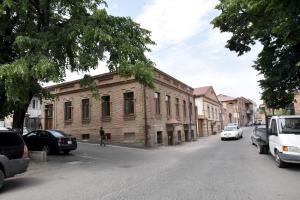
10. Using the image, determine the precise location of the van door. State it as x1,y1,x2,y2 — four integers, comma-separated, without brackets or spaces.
269,119,279,156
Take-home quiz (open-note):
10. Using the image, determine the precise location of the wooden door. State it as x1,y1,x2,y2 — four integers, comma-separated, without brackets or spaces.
45,104,53,129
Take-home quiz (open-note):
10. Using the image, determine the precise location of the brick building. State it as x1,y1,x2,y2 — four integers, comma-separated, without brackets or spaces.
218,94,254,127
194,86,222,137
42,68,197,147
294,92,300,115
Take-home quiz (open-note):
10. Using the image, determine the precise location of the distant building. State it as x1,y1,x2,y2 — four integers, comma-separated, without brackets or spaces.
217,94,254,127
24,96,42,129
294,92,300,115
3,96,42,129
194,86,222,137
42,69,197,147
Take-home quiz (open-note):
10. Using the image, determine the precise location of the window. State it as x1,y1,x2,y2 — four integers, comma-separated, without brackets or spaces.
64,101,72,121
124,132,135,140
32,99,36,109
157,131,163,144
166,95,171,116
176,98,180,118
183,100,187,118
124,92,134,115
82,99,90,120
207,105,210,118
102,96,111,116
211,107,214,119
189,102,193,116
271,119,278,134
154,92,160,114
81,134,90,140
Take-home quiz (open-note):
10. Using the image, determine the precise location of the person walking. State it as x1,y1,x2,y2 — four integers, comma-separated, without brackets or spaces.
99,127,106,147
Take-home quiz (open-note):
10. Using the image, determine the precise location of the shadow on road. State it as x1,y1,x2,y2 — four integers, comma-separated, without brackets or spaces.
0,177,43,194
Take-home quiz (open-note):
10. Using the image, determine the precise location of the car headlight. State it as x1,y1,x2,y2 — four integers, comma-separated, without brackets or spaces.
282,146,300,153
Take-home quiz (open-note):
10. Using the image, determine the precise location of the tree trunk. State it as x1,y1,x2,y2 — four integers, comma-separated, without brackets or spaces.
12,105,28,130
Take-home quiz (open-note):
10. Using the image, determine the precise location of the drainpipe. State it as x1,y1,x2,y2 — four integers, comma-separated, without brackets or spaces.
194,104,198,139
143,85,149,147
188,95,192,141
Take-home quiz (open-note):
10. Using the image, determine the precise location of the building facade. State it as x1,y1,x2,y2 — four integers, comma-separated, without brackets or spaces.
294,92,300,115
218,94,254,127
194,86,222,137
42,69,197,147
2,96,42,129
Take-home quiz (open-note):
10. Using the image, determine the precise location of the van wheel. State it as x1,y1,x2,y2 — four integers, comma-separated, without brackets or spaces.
258,144,263,154
0,170,4,190
275,150,286,168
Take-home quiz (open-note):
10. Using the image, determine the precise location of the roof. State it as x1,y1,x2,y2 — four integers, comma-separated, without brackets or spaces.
193,86,211,96
45,67,194,92
217,94,236,102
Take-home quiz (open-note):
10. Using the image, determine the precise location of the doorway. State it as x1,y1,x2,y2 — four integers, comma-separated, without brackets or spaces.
45,104,53,129
168,131,173,145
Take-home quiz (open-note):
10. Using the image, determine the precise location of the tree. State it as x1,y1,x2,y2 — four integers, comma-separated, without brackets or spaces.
0,0,155,128
212,0,300,109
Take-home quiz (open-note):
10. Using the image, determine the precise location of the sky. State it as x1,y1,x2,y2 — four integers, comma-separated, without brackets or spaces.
62,0,263,105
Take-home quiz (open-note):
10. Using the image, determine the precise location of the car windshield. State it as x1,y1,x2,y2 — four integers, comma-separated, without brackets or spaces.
280,118,300,134
48,130,68,137
224,126,237,131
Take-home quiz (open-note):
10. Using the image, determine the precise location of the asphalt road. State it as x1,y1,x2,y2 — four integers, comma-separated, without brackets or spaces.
1,127,300,200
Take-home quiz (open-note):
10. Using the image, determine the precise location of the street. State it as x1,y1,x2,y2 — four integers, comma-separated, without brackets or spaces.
1,127,300,200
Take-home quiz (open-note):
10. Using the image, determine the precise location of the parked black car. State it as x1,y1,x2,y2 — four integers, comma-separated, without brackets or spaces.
23,130,77,154
0,130,30,190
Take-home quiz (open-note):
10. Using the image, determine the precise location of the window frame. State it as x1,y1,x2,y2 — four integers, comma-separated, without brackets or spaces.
175,98,180,118
101,95,111,117
154,92,161,115
166,95,171,117
82,98,90,121
64,101,73,122
124,92,135,115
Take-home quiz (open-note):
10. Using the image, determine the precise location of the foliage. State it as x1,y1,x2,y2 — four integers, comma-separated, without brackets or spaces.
212,0,300,109
0,0,155,126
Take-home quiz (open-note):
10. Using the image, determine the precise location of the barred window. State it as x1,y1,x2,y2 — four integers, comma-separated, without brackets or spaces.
124,92,134,115
82,99,90,120
102,96,111,116
64,101,72,121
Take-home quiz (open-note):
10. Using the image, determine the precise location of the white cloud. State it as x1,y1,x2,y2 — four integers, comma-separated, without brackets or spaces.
137,0,263,105
137,0,217,48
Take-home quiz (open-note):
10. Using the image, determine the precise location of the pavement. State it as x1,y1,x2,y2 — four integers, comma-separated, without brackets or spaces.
1,127,300,200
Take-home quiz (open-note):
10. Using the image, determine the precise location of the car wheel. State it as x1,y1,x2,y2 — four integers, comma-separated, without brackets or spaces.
0,169,4,190
275,150,286,168
42,145,51,155
63,150,70,154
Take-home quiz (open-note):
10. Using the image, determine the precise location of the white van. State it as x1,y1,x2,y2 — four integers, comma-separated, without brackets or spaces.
268,116,300,167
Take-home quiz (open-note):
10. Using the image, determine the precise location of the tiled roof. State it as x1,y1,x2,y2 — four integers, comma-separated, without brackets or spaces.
193,86,211,96
217,94,236,102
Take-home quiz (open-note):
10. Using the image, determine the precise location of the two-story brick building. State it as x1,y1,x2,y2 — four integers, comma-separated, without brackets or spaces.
218,94,254,127
42,68,197,147
194,86,222,137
